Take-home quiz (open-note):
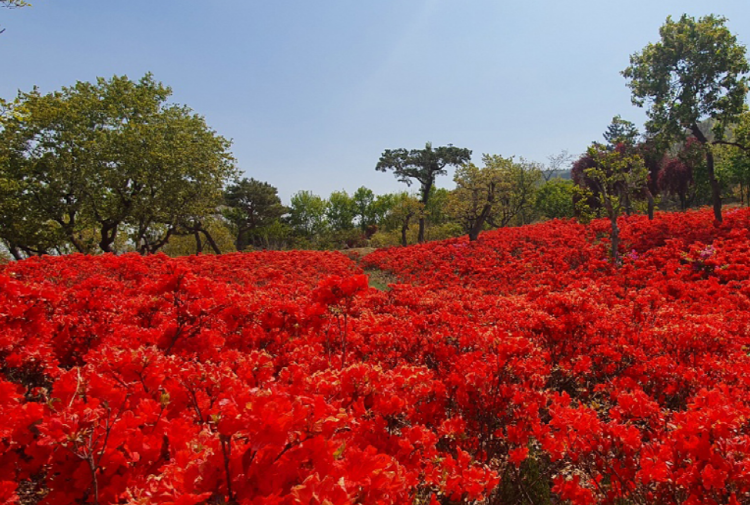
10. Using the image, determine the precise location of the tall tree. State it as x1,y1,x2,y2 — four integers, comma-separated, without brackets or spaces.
382,193,423,247
603,115,640,147
326,190,356,232
602,116,660,219
352,186,376,233
448,155,542,241
535,179,575,220
289,190,327,238
623,14,750,222
224,178,287,251
376,142,471,243
0,74,236,256
574,144,649,265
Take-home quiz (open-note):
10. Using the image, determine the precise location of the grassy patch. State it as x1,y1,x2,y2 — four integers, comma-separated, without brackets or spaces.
364,268,400,291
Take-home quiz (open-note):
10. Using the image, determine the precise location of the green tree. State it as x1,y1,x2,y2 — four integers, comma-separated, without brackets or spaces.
376,142,471,243
352,186,378,233
289,190,327,238
0,74,236,257
224,178,287,251
623,14,750,222
424,187,452,226
326,190,356,232
575,144,649,265
372,193,397,221
383,193,423,247
604,115,640,147
602,116,660,219
535,179,575,220
161,216,236,257
448,155,541,241
724,112,750,204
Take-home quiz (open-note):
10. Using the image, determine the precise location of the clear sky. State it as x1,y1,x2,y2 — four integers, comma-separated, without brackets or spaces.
2,1,749,204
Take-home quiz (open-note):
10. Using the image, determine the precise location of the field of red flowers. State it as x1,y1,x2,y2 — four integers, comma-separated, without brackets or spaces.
2,208,750,505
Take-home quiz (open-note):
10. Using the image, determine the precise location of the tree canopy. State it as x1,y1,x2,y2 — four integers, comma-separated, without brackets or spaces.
623,14,750,221
574,144,649,264
376,142,471,243
0,74,236,258
448,155,541,241
224,178,287,251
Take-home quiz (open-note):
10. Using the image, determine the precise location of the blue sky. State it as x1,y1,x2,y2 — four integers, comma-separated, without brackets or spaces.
2,1,749,203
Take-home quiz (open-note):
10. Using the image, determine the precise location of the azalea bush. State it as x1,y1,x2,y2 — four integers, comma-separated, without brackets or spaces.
2,208,750,504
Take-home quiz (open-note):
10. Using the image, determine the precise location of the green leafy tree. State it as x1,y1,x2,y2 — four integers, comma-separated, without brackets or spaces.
424,187,452,226
224,178,287,251
326,190,356,232
0,74,236,257
352,186,377,232
724,112,750,204
623,14,750,222
535,179,575,220
376,142,471,243
161,216,236,257
289,190,328,238
448,155,541,241
602,116,660,219
381,193,423,247
575,144,649,265
603,115,640,147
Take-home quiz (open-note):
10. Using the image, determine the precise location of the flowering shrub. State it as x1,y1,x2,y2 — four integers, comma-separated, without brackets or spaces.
2,208,750,504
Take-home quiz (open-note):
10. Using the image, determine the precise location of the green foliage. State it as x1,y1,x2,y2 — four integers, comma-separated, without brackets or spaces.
224,178,287,251
380,192,424,247
352,186,377,232
448,155,542,241
604,115,639,147
289,190,328,238
326,190,357,232
161,217,236,257
375,142,472,199
376,142,471,243
623,14,749,141
0,74,236,257
424,187,452,226
623,14,750,221
535,178,575,219
496,455,552,505
575,144,649,263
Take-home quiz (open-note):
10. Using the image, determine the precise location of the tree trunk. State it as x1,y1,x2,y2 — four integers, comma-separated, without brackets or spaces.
646,189,655,220
401,223,409,247
54,211,86,253
194,231,203,254
418,181,432,244
8,245,22,261
202,229,222,255
468,204,493,241
691,124,722,223
99,222,118,254
146,227,175,255
468,225,480,242
235,226,249,252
